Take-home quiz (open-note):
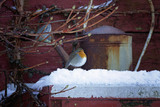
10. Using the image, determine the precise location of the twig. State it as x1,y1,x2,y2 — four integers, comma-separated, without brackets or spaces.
0,0,6,9
0,36,23,51
68,9,92,30
54,11,79,31
26,6,114,35
12,35,41,43
27,19,66,26
35,17,53,42
37,85,76,97
21,83,46,107
49,6,112,15
32,18,53,51
134,0,155,71
22,36,64,50
8,75,46,106
63,33,91,43
51,86,76,95
66,7,74,21
66,6,117,33
49,35,65,44
19,61,48,71
83,0,93,31
3,70,7,97
0,30,60,37
64,4,114,33
29,6,56,21
26,31,61,36
0,91,19,106
22,36,64,55
87,7,118,28
3,5,114,37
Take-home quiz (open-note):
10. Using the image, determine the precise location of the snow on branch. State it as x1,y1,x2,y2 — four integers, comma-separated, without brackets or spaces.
78,0,113,9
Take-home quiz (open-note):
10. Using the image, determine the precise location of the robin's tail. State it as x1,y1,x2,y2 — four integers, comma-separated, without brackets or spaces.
65,61,69,68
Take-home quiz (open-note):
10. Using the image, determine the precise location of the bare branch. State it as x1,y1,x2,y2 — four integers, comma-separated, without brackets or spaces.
0,0,6,9
134,0,155,71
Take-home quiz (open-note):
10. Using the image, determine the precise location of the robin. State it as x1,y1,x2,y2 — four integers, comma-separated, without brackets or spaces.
65,48,87,68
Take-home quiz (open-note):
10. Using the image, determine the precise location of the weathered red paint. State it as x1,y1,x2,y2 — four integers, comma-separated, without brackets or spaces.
49,98,160,107
132,33,160,70
39,86,160,107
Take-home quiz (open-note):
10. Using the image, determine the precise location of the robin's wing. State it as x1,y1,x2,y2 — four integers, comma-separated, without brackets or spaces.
65,51,77,68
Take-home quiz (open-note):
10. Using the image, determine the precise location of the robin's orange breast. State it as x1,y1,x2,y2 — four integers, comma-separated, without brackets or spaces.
78,50,86,58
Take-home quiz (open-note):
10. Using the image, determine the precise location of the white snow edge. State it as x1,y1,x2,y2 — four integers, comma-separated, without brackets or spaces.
32,68,160,90
31,68,160,98
1,68,160,99
0,84,34,101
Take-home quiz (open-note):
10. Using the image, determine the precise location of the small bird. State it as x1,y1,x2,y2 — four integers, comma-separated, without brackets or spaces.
65,48,87,68
36,24,52,43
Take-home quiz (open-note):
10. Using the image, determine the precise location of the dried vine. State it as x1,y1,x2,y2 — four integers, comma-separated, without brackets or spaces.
134,0,155,71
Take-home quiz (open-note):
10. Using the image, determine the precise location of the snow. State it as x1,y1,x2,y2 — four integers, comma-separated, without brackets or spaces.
32,68,160,90
34,8,49,13
31,68,160,98
0,84,16,101
78,0,113,9
0,88,15,100
0,84,34,101
11,6,16,10
1,69,160,99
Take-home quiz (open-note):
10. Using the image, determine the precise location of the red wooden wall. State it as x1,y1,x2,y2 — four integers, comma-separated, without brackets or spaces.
0,0,160,90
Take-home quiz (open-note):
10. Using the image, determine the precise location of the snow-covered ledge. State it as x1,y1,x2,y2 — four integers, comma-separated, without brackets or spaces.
51,85,160,98
31,68,160,98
